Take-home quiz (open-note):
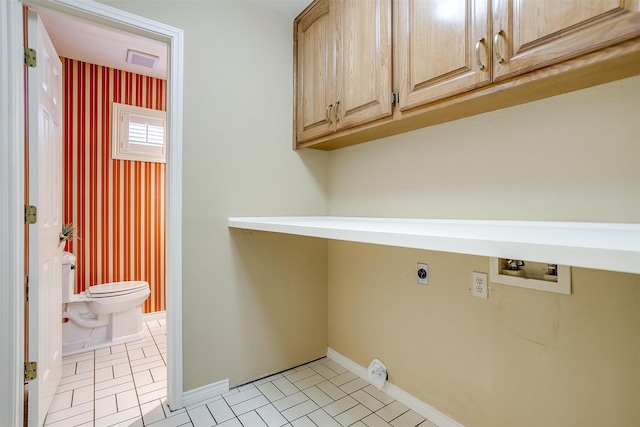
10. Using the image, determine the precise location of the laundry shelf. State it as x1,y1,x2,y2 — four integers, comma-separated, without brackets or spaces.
228,216,640,274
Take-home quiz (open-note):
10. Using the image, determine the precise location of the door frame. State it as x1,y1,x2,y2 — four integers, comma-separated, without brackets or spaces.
0,0,184,424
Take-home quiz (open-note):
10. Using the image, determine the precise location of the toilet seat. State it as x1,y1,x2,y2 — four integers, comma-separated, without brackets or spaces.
87,281,149,298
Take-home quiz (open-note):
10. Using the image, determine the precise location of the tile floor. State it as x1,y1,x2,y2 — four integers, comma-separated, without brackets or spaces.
45,317,436,427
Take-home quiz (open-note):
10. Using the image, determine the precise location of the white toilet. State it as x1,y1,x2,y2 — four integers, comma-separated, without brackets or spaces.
61,251,151,355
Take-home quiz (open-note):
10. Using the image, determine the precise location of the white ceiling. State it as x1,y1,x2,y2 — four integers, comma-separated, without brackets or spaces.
36,1,309,81
38,8,168,80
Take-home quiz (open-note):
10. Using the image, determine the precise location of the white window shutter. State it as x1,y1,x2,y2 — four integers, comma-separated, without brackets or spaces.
112,103,166,163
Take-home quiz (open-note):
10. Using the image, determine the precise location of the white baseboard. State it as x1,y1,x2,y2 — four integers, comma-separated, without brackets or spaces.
142,310,167,322
326,348,465,427
181,379,230,408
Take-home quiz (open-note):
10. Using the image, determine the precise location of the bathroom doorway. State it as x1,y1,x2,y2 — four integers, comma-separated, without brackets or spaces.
19,0,184,424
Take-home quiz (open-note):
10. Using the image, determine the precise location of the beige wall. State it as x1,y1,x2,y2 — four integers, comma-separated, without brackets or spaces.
328,242,639,427
327,77,640,426
328,76,640,223
99,0,329,389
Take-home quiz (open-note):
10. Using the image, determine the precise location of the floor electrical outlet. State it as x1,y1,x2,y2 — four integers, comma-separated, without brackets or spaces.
472,272,488,298
417,263,429,285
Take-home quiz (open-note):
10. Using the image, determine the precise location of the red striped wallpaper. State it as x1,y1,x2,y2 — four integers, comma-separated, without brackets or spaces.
62,58,166,313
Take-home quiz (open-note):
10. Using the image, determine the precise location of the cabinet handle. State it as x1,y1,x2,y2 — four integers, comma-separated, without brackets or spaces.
493,30,505,64
475,38,486,70
334,101,340,122
326,104,333,124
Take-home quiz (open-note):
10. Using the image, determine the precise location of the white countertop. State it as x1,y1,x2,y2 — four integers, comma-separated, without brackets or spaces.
228,216,640,274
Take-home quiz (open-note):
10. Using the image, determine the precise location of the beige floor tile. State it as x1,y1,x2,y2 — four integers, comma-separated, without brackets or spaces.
72,385,95,406
303,385,334,407
316,380,347,401
48,390,73,413
94,406,141,427
311,363,339,379
362,385,395,405
207,398,236,423
141,399,167,425
335,404,371,427
137,386,167,405
136,378,167,396
231,395,270,416
294,374,326,390
95,366,114,383
256,404,288,427
273,392,309,412
330,371,358,387
376,401,409,423
272,377,300,396
290,416,316,427
225,386,263,406
281,399,320,422
186,403,216,427
94,373,134,392
133,369,154,387
340,377,369,394
285,368,316,383
257,381,286,402
113,361,132,378
44,409,94,426
351,389,385,412
238,411,269,427
117,388,140,411
44,401,93,425
361,413,393,427
307,409,341,427
323,396,359,417
94,395,117,419
389,410,425,427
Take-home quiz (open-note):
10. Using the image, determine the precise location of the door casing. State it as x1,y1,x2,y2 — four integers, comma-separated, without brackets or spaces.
0,1,184,424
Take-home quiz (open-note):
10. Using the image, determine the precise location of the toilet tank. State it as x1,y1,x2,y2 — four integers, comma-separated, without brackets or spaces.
61,251,76,303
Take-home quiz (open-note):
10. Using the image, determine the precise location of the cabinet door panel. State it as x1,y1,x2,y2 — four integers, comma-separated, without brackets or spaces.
396,0,490,111
335,0,392,129
295,0,334,143
493,0,640,81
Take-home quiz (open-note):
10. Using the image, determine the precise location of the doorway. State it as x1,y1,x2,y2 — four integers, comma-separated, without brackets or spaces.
0,1,184,425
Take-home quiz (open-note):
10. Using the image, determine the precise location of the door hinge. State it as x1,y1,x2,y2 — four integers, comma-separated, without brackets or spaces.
25,205,37,225
24,47,36,68
391,91,399,106
24,361,37,382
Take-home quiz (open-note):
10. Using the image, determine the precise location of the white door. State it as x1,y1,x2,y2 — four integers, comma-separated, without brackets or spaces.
27,11,63,427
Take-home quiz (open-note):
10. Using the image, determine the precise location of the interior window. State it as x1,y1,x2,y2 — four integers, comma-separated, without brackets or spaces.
112,102,166,163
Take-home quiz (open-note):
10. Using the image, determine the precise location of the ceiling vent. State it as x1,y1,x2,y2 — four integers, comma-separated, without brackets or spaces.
126,49,159,69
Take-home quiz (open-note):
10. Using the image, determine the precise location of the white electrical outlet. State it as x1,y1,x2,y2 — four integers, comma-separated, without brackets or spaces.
417,263,429,285
472,272,488,298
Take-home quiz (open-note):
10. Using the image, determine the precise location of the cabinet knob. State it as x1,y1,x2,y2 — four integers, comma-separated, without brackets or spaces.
494,30,506,64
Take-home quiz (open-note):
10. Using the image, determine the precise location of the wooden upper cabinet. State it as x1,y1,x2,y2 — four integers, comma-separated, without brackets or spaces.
492,0,640,81
334,0,393,129
295,0,334,143
293,0,639,150
294,0,392,147
396,0,491,111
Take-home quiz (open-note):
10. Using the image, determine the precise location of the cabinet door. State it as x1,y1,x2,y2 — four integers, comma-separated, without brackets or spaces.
396,0,491,111
492,0,640,81
295,0,335,143
334,0,393,129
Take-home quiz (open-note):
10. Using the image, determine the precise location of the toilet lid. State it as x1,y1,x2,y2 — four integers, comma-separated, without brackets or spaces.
87,281,149,297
